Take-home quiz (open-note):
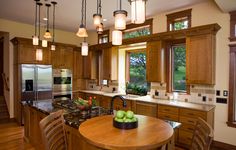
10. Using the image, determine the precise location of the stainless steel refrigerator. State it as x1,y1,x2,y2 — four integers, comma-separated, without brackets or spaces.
21,64,52,101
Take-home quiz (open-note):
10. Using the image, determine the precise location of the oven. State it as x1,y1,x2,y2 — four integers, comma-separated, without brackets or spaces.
53,69,72,99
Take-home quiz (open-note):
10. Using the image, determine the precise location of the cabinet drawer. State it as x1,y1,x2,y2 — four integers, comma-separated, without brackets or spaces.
179,116,197,126
180,108,206,119
180,123,195,133
158,112,179,122
158,105,179,115
178,130,193,145
136,102,157,117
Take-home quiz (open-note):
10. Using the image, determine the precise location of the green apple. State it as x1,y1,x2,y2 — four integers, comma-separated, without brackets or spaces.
131,117,137,122
125,119,132,122
126,110,134,119
116,110,125,119
116,118,124,123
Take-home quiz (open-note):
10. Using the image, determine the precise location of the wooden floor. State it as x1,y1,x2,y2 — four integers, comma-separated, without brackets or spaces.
0,122,34,150
0,122,186,150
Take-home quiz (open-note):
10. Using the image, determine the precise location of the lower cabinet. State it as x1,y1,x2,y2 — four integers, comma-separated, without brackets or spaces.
133,101,157,117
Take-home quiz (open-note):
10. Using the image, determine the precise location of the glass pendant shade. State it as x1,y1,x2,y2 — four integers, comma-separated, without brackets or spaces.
114,10,127,30
130,0,146,24
76,24,88,37
81,42,88,56
97,23,103,34
36,49,43,61
93,14,102,26
44,30,52,39
51,44,56,51
42,39,48,47
32,35,39,45
112,30,122,45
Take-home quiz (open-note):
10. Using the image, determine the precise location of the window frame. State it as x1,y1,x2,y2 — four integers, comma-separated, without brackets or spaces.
166,9,192,31
166,39,190,94
98,29,110,44
227,44,236,128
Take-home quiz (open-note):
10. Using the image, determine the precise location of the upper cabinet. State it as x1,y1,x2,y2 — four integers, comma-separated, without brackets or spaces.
186,33,215,85
51,45,74,70
102,47,118,81
11,38,51,65
146,41,166,83
83,50,98,80
73,49,83,79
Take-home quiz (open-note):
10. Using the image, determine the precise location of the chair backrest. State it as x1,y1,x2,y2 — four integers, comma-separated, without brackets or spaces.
190,117,214,150
39,110,67,150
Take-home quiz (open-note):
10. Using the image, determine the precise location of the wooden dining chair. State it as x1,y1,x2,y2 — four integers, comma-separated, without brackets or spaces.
190,118,214,150
39,110,67,150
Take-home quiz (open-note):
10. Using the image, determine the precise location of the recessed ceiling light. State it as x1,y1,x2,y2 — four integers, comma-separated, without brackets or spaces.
103,18,107,22
43,17,48,21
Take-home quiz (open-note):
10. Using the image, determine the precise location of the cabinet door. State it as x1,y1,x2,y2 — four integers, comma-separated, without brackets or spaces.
63,47,74,70
51,48,62,68
100,96,111,109
102,47,118,80
73,50,83,79
39,48,51,65
83,51,98,80
18,44,36,64
146,41,166,82
186,34,215,85
135,102,157,117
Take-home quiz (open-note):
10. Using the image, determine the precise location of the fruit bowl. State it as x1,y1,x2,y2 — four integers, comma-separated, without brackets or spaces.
113,118,138,130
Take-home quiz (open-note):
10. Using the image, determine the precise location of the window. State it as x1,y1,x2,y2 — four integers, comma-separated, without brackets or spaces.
126,50,150,95
228,44,236,128
172,44,186,92
166,9,192,31
229,11,236,41
123,18,153,39
98,30,109,44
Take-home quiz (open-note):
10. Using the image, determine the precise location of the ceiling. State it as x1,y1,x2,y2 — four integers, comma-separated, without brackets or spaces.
214,0,236,12
0,0,209,32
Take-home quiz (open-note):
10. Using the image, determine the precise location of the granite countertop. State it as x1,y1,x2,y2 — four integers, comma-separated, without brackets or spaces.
76,90,215,112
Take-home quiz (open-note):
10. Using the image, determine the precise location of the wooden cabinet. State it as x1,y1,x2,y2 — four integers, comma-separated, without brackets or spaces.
51,45,74,70
146,41,166,83
157,105,179,122
113,99,132,111
73,50,83,79
100,96,111,109
11,37,51,64
102,47,118,80
73,92,86,99
83,51,98,80
133,101,157,117
186,33,215,85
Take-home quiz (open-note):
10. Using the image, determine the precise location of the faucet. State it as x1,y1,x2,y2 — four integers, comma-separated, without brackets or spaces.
110,95,127,115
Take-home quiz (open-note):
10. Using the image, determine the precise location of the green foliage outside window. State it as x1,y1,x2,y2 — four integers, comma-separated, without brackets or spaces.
173,45,186,91
173,20,188,30
126,52,149,95
123,27,150,39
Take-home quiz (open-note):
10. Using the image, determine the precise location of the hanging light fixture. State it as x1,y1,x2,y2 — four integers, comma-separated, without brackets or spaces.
43,4,52,39
36,49,43,61
93,0,102,26
112,30,122,45
129,0,147,24
32,0,40,46
97,23,104,34
81,40,89,56
51,1,57,51
76,0,88,37
114,0,127,30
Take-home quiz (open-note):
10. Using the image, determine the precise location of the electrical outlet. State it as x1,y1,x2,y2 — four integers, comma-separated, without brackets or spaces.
216,90,220,96
202,96,207,102
223,90,228,97
155,90,159,96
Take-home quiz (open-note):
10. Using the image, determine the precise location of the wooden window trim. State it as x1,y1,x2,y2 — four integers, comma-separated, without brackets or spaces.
166,9,192,31
125,18,153,34
227,44,236,128
229,11,236,42
98,29,110,44
166,39,190,94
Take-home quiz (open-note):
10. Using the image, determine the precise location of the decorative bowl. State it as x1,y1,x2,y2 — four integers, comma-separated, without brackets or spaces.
113,118,138,130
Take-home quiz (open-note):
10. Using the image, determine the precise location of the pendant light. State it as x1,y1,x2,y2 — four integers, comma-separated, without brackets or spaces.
81,39,88,56
93,0,102,26
36,2,43,61
32,0,40,46
51,1,57,51
112,30,122,45
114,0,127,30
43,4,52,39
97,23,104,34
129,0,147,24
76,0,88,37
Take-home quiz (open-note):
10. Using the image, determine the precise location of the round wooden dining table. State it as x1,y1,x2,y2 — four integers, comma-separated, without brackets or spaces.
79,115,174,150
